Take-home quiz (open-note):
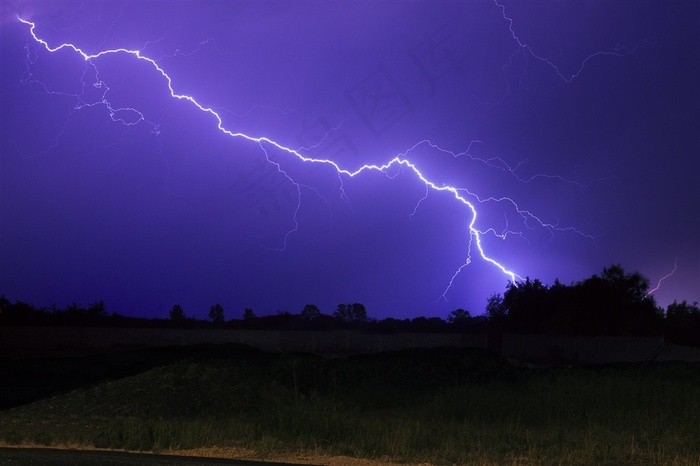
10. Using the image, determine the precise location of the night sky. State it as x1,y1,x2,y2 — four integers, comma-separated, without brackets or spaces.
1,1,698,320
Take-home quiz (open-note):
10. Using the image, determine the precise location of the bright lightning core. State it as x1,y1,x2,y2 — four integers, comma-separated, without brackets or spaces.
10,6,616,315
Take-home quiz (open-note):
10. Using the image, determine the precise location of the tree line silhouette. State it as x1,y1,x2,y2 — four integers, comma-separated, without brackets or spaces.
1,264,698,346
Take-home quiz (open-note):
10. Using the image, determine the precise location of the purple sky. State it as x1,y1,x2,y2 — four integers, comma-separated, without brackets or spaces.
1,1,698,320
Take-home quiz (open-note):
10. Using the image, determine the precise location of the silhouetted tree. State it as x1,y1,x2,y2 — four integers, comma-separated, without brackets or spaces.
502,278,551,332
487,265,662,336
0,295,9,312
333,304,352,321
411,316,447,332
169,304,185,321
334,303,367,322
447,308,471,324
209,303,224,323
665,300,700,346
575,264,660,335
0,298,43,325
87,300,107,318
351,303,367,321
486,292,506,322
301,304,321,319
243,308,255,320
666,300,700,321
376,317,411,333
65,303,85,318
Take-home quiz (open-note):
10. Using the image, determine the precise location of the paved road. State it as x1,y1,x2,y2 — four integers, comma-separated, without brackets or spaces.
0,448,307,466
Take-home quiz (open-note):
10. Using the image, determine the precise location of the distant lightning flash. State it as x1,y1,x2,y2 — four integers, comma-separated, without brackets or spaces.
16,13,606,300
646,257,679,298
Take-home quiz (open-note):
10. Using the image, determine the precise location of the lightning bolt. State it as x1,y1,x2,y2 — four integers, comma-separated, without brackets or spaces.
646,257,679,298
15,12,606,303
494,0,651,83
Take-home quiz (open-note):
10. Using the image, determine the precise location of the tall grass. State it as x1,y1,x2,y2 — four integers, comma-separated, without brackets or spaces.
1,349,699,465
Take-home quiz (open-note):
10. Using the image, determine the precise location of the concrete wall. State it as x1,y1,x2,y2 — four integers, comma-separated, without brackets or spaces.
500,334,700,364
0,326,486,356
654,343,700,362
1,326,698,363
500,334,664,364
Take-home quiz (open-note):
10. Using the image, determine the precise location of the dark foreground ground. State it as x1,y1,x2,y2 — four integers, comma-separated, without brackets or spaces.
1,344,699,465
0,343,265,411
0,448,303,466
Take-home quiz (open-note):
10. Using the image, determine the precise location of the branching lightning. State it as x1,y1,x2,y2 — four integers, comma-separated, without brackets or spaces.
494,0,651,83
16,11,610,302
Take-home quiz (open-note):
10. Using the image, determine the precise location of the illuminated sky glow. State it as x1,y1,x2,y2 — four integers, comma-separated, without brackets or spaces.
1,1,698,319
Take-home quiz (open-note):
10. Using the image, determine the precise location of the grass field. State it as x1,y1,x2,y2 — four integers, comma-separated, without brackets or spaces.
1,346,699,465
